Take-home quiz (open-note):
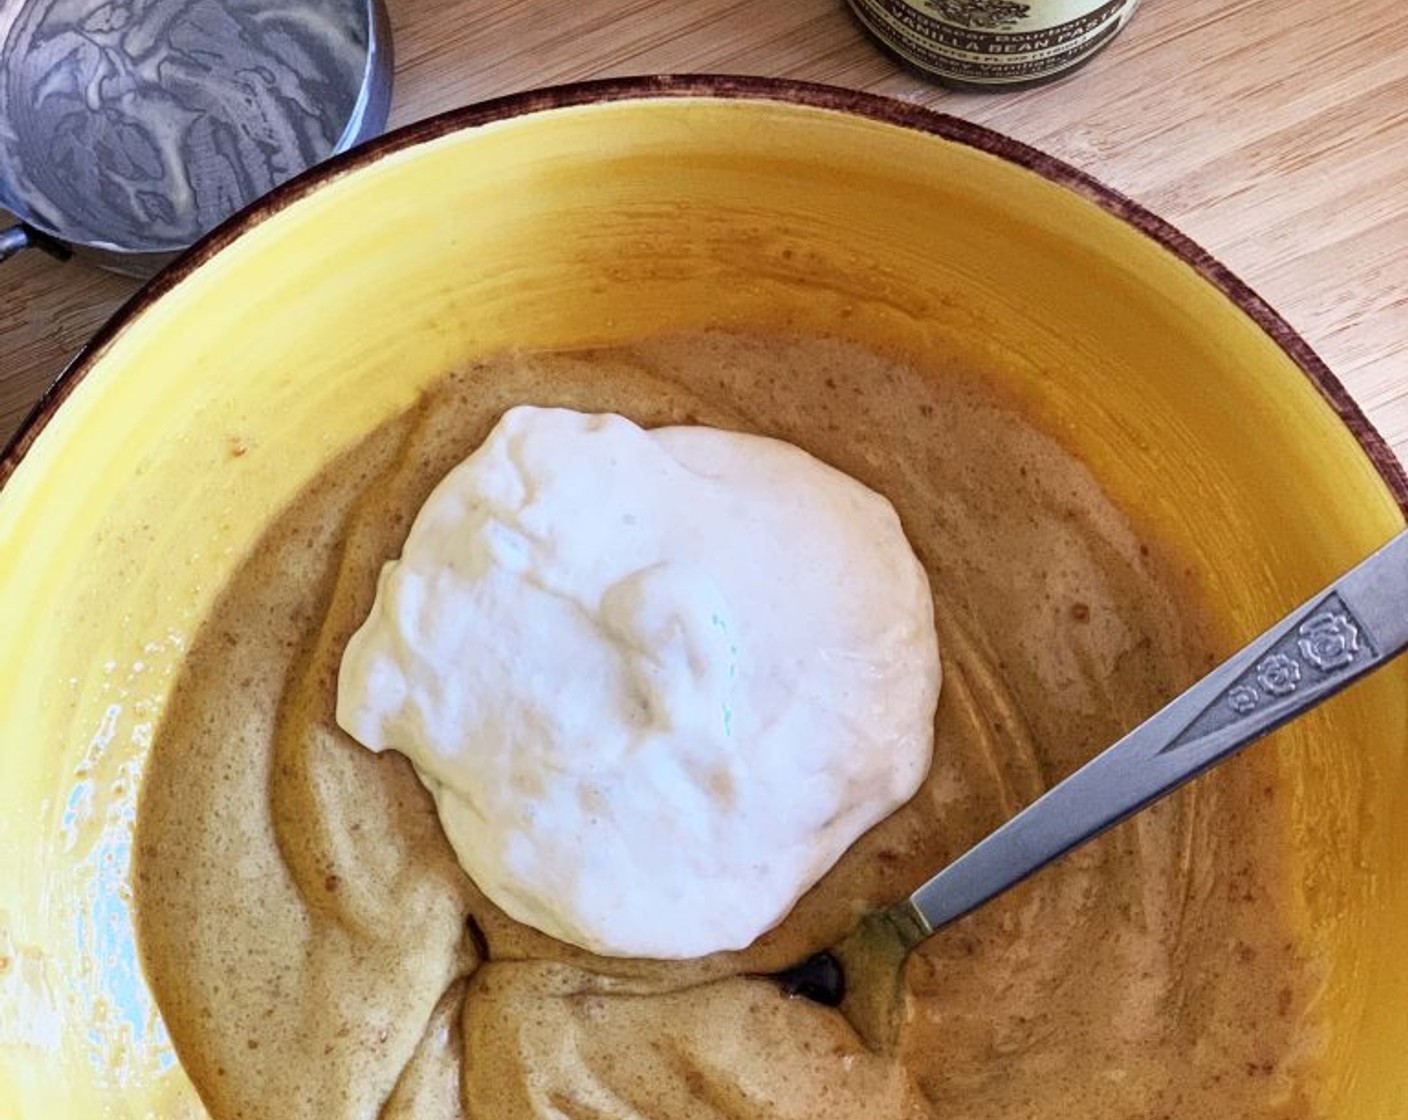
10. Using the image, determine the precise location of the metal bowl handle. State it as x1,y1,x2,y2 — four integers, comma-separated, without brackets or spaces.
0,223,73,265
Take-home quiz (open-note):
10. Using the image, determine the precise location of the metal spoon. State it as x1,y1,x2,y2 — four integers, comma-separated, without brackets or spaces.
774,527,1408,1049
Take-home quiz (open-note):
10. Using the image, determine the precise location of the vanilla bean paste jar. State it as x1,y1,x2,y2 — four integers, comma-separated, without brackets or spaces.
848,0,1142,90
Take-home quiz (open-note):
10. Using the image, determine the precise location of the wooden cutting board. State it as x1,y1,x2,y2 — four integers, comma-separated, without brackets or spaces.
4,0,1407,464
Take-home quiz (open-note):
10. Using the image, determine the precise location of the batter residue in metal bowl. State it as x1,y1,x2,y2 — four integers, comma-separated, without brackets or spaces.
0,0,369,249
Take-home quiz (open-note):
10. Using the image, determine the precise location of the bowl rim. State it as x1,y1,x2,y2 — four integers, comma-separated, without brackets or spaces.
3,73,1405,510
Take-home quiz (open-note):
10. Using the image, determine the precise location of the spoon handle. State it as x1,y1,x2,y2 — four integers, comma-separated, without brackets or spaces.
0,225,33,264
898,526,1408,941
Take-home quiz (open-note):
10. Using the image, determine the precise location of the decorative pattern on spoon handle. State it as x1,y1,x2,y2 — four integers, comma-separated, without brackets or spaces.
1161,594,1374,754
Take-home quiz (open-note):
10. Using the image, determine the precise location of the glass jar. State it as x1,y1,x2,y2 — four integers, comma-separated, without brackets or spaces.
848,0,1143,90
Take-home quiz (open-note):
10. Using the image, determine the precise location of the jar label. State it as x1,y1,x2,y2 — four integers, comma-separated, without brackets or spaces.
849,0,1140,85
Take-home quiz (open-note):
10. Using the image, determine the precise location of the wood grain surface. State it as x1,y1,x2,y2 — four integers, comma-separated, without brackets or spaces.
3,0,1407,461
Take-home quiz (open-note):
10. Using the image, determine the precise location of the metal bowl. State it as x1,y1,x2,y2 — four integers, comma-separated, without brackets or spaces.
0,0,392,276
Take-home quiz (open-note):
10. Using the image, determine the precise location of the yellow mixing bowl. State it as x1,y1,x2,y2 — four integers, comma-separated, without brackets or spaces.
1,77,1405,1118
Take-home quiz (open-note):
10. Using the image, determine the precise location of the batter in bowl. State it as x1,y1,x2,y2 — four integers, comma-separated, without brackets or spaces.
133,331,1326,1120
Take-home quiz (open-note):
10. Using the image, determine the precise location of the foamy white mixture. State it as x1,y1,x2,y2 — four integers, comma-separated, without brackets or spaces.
336,406,941,958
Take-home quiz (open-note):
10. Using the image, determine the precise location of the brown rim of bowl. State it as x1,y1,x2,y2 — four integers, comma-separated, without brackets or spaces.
3,74,1406,512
